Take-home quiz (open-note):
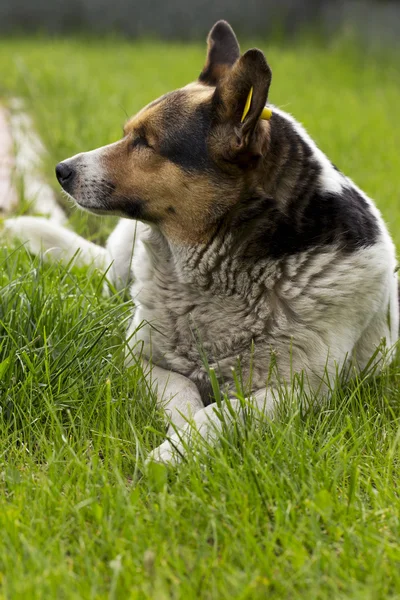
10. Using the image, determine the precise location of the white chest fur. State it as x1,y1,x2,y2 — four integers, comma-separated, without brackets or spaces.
127,225,272,396
124,220,398,400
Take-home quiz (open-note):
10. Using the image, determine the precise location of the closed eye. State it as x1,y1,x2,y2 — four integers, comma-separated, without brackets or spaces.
129,135,151,150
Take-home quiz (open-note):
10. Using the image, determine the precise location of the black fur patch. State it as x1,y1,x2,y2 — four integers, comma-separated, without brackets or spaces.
159,97,213,172
235,187,380,260
107,196,148,220
226,111,380,260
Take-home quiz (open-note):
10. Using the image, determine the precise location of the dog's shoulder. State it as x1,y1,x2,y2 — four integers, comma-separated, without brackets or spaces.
228,108,388,264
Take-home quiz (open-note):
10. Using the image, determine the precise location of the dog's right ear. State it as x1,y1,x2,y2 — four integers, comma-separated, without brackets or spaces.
199,21,240,86
211,49,272,164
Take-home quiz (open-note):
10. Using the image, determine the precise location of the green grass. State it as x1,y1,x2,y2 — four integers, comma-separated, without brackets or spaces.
1,35,400,599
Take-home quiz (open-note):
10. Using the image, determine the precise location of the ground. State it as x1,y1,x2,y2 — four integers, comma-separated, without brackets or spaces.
0,36,400,599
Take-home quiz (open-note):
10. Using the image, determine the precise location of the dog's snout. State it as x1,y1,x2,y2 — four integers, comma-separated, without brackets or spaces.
55,162,75,190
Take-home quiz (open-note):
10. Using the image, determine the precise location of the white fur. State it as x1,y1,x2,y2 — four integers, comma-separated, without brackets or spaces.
4,216,111,270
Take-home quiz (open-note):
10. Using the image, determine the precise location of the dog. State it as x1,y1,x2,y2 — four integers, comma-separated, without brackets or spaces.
5,20,399,464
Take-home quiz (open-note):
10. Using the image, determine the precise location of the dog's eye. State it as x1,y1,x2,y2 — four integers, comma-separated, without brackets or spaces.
130,135,151,150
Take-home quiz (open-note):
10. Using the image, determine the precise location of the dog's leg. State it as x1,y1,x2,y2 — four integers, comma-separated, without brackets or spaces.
4,216,111,270
105,219,144,290
5,216,141,292
143,361,205,432
147,387,276,465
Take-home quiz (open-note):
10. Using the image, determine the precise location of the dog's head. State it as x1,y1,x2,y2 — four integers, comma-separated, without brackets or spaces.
56,21,272,243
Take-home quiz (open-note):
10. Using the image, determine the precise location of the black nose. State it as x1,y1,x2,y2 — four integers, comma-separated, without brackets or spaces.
55,162,75,189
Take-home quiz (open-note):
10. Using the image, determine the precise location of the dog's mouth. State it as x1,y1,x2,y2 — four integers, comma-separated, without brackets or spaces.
62,183,147,221
59,184,110,214
74,202,113,216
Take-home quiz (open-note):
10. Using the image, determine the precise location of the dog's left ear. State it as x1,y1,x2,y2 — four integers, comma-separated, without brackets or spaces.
199,21,240,86
213,49,272,160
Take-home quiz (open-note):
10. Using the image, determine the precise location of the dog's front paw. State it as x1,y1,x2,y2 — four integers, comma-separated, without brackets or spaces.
146,437,183,466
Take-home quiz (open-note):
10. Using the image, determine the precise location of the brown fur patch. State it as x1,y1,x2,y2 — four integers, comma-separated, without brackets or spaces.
101,134,241,244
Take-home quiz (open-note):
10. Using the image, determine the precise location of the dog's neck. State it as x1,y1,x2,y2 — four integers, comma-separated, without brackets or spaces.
148,111,334,291
259,111,320,208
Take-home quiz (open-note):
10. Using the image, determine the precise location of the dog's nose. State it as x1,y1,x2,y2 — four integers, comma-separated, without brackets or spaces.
55,162,75,189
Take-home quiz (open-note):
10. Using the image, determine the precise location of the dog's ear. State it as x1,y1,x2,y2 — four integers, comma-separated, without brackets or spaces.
199,21,240,86
213,49,272,162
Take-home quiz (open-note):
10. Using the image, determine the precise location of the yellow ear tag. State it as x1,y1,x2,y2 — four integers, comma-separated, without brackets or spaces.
261,106,272,120
241,86,253,123
241,87,272,123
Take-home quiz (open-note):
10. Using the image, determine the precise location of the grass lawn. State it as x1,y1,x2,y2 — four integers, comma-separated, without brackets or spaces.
1,35,400,599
